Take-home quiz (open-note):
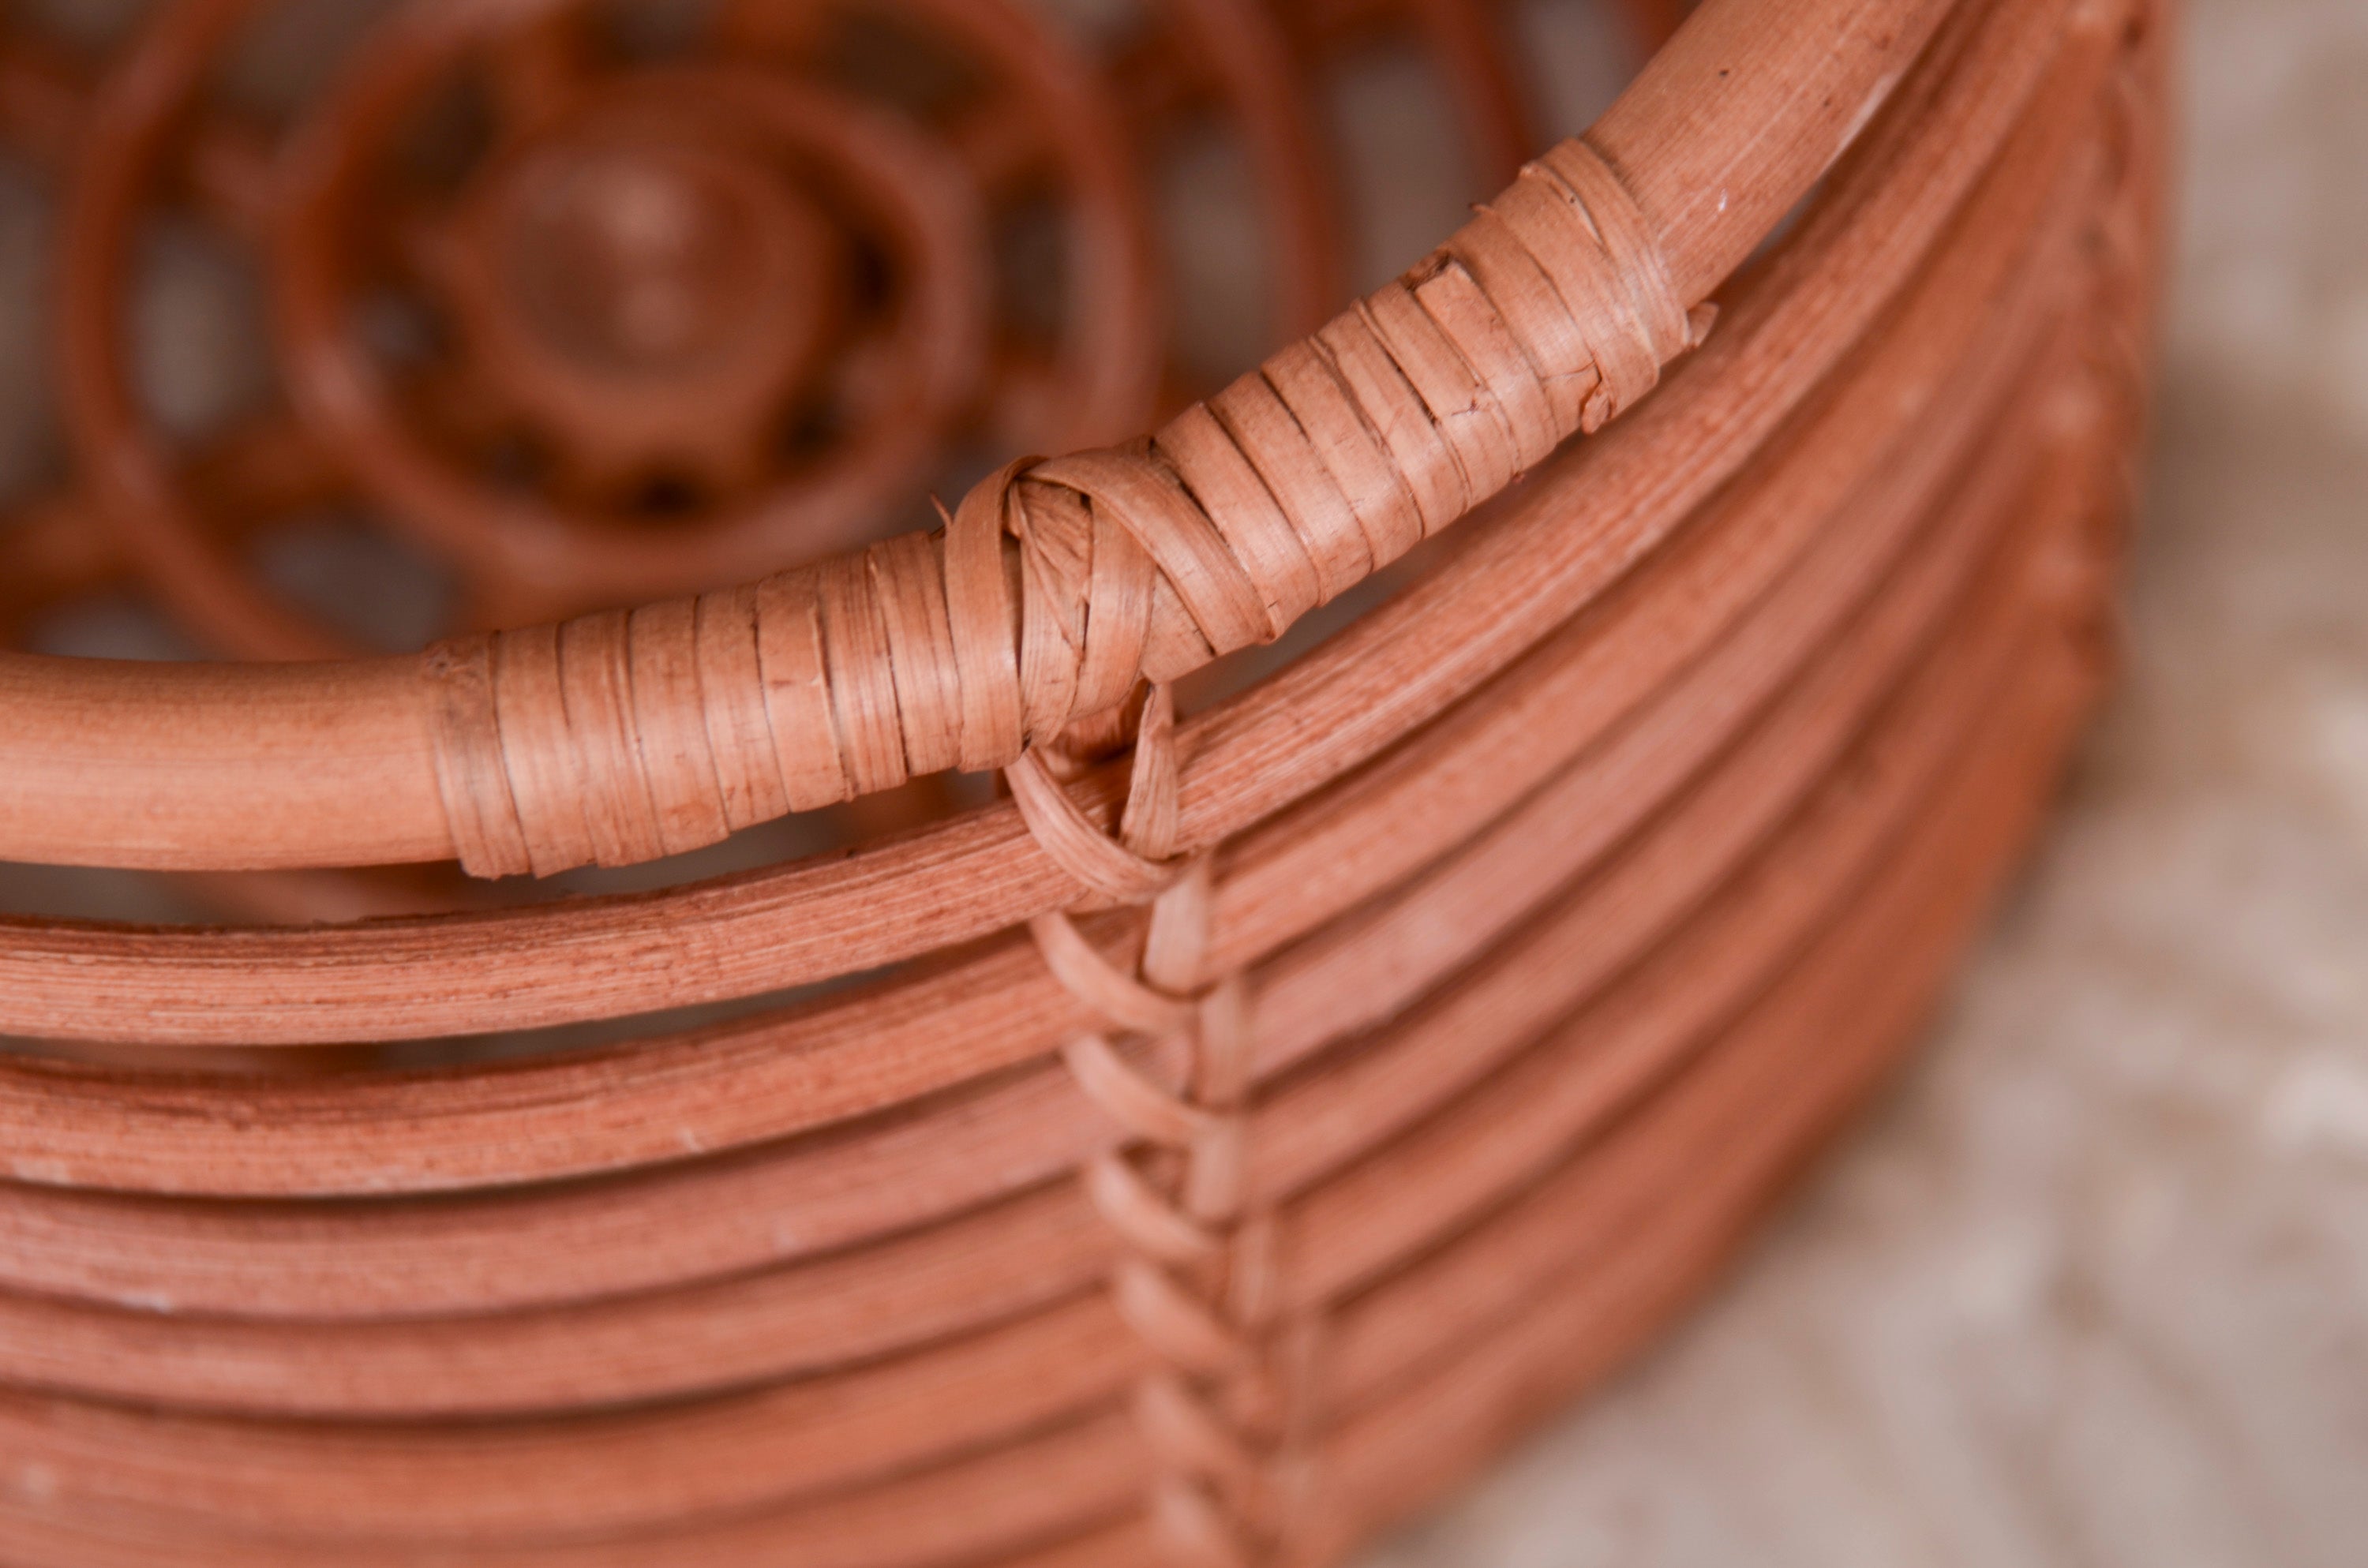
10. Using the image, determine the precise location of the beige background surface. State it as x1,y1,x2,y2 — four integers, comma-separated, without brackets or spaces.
1367,2,2368,1562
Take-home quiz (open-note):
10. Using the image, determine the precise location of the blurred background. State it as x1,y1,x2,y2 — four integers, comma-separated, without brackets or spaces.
0,0,2357,1562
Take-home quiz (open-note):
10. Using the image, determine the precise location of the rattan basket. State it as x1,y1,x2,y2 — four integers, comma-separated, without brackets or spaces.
0,0,2166,1561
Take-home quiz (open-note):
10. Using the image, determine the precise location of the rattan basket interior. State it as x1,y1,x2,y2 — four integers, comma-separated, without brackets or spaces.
0,0,2167,1561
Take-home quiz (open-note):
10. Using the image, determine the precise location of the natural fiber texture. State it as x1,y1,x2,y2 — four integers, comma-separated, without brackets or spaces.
0,0,2168,1562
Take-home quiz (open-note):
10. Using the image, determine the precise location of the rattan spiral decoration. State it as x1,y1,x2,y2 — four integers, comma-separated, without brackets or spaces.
0,0,2168,1563
2,0,1536,657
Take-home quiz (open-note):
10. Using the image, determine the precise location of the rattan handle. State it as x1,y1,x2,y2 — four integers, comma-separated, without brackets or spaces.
0,0,1952,875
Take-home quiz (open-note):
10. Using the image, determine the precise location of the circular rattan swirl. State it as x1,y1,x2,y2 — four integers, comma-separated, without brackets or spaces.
0,0,2168,1563
13,0,1535,661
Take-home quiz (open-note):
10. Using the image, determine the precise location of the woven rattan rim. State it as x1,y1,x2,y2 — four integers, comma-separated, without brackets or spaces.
4,0,1943,878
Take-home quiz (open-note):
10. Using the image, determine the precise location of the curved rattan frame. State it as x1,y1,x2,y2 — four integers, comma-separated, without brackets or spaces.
0,0,2168,1562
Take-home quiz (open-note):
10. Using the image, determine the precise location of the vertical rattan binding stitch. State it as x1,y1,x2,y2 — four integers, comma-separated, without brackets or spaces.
1014,685,1321,1565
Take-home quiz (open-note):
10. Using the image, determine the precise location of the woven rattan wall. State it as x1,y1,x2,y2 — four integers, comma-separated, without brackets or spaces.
0,0,2168,1561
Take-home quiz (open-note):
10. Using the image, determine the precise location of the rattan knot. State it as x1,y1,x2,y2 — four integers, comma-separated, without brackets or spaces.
1008,680,1187,905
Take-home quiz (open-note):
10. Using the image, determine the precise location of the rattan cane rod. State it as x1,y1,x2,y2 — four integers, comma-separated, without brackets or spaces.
0,398,2082,1424
0,611,2093,1562
5,1407,1146,1568
0,0,2076,1050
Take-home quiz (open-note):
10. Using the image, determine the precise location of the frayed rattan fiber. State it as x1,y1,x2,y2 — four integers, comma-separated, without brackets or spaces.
0,0,2168,1562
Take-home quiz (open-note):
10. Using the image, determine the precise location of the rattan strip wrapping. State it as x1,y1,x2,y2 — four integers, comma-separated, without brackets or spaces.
0,0,2166,1561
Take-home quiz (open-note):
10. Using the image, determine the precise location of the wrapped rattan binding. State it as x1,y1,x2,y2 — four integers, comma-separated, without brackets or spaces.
0,0,2167,1562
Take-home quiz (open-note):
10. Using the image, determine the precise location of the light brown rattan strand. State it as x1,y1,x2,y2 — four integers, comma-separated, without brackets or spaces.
0,0,2103,1094
0,373,2097,1423
0,0,1992,1046
0,434,2115,1530
0,618,2104,1567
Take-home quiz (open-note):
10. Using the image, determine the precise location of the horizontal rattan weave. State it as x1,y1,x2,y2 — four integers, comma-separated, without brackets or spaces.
0,0,2167,1561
